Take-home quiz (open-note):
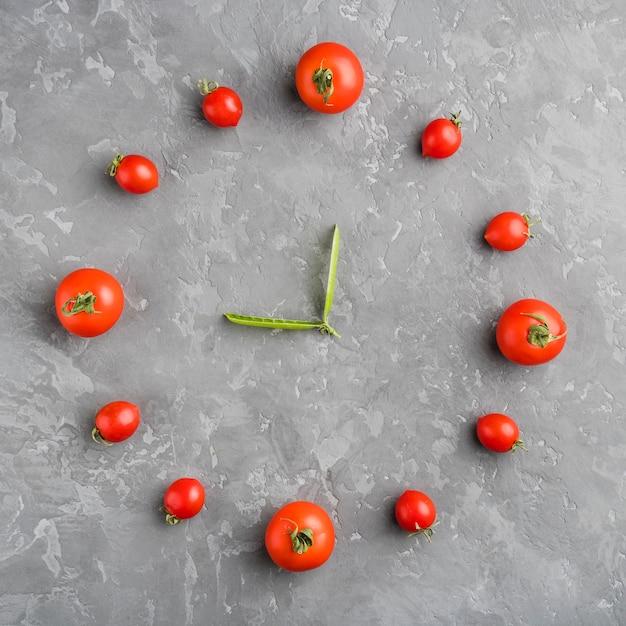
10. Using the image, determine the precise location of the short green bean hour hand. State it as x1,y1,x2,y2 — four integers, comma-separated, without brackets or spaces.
224,224,341,338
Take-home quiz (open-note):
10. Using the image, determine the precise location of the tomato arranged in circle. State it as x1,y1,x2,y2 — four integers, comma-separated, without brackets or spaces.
55,268,124,337
198,78,243,127
496,298,567,366
395,490,438,541
92,401,140,445
485,212,541,251
105,153,158,194
476,413,526,453
295,42,364,114
421,112,463,158
163,478,205,525
265,501,335,571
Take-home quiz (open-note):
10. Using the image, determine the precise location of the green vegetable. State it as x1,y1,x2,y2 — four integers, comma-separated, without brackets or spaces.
224,225,341,338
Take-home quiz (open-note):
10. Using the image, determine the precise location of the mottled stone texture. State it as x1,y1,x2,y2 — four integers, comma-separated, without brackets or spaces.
1,0,625,624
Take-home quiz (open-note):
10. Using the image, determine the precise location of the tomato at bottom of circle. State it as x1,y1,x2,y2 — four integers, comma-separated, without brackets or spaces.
395,490,437,541
163,478,205,525
265,501,335,572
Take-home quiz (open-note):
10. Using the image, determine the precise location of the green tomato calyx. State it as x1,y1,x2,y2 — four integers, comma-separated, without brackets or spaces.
91,427,113,446
449,111,462,129
281,518,314,554
197,77,219,96
510,439,528,453
522,213,542,239
521,313,567,348
61,292,101,317
312,60,334,104
407,520,439,542
165,513,182,525
105,154,124,177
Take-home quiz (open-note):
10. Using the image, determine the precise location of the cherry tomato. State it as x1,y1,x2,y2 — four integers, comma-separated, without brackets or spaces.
55,268,124,338
265,501,335,572
105,153,158,194
92,401,140,445
496,298,567,366
477,413,526,453
485,212,541,251
197,78,243,127
295,42,364,114
395,490,438,541
421,111,463,158
163,478,205,525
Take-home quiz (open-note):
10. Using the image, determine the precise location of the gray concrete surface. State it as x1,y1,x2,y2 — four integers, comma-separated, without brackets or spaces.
1,1,625,624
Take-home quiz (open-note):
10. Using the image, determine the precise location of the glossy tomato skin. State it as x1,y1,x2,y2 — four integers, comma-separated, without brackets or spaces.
93,401,140,444
395,490,437,537
485,212,533,251
265,501,335,572
55,268,124,338
477,413,523,453
112,154,158,194
496,298,567,366
422,114,462,158
202,86,243,127
295,42,364,114
163,478,205,524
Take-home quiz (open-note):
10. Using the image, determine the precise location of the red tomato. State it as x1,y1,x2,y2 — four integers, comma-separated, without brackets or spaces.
295,42,364,114
477,413,526,453
265,501,335,571
485,212,541,251
421,112,463,158
92,401,140,445
198,78,243,127
105,153,158,194
163,478,205,525
395,490,438,541
55,268,124,338
496,298,567,366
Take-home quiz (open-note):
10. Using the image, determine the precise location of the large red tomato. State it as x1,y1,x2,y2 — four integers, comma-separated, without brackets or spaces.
265,501,335,571
496,298,567,366
55,268,124,337
295,42,364,114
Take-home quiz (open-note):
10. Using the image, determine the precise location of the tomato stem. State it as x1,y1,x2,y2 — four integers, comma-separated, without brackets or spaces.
312,60,334,105
511,439,528,453
449,111,462,129
280,517,314,554
91,427,113,446
197,77,219,96
407,520,439,542
165,512,182,525
522,213,542,239
521,312,567,347
105,154,124,177
61,292,101,317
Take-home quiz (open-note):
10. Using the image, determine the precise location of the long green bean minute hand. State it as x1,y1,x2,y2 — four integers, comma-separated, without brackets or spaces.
224,225,341,338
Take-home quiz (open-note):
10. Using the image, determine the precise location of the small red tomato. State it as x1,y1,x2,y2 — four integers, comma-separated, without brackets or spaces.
496,298,567,366
163,478,205,525
477,413,526,453
92,401,140,445
55,268,124,338
395,490,438,541
198,78,243,127
485,212,541,251
105,153,158,194
295,42,364,114
265,501,335,572
421,111,463,158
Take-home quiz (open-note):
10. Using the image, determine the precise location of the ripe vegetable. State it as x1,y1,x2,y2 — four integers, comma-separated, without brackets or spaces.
265,501,335,571
92,401,140,445
421,112,462,158
163,478,205,525
496,298,567,366
395,490,438,542
55,268,124,338
485,212,541,251
105,153,158,194
197,78,243,127
295,42,364,114
476,413,526,453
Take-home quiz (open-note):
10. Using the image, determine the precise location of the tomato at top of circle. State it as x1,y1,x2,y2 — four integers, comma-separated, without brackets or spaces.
55,268,124,338
476,413,526,453
197,78,243,127
421,111,463,159
484,212,541,251
105,154,158,194
495,298,567,366
92,401,140,445
295,42,364,114
395,490,438,541
163,478,206,525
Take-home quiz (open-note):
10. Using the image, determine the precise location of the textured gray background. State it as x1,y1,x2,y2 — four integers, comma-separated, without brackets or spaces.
1,0,625,624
